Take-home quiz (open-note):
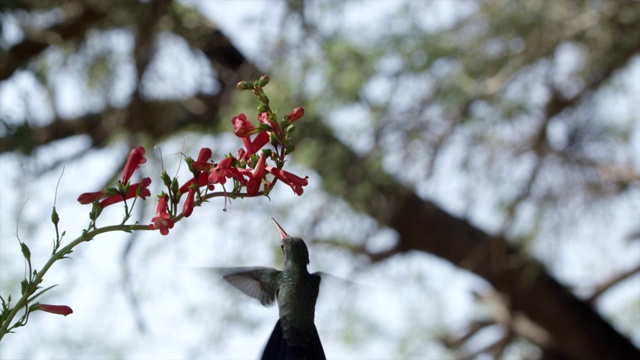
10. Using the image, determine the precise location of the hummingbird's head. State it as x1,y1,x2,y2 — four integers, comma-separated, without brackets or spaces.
271,218,310,266
281,237,310,266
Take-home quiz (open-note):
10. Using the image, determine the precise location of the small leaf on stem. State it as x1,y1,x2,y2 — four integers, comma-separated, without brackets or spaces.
20,243,31,262
51,207,59,225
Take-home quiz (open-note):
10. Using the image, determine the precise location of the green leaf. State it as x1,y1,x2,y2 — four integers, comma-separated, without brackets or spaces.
20,280,28,295
285,144,296,155
20,242,31,262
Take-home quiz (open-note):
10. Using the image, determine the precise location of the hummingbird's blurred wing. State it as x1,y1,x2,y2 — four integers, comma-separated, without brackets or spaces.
221,267,281,306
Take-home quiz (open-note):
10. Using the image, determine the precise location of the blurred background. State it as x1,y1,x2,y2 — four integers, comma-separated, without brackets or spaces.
0,0,639,359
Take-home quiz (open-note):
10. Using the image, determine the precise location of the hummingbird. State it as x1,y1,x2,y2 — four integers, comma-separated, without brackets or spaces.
221,218,326,360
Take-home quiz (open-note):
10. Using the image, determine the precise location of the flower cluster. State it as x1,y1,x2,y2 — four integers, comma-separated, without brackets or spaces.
194,106,308,198
76,146,151,207
0,75,309,340
75,75,308,237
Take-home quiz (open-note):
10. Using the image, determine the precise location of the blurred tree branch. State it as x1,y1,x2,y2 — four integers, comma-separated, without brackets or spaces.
1,1,638,359
1,2,104,81
588,264,640,304
298,114,639,359
0,1,259,154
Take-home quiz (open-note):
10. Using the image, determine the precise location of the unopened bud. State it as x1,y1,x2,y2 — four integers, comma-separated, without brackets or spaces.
51,207,60,225
20,242,31,262
171,178,180,195
261,148,273,157
236,81,253,90
185,156,195,170
161,171,172,187
90,202,102,220
104,187,119,197
269,132,279,146
287,107,304,122
258,75,270,87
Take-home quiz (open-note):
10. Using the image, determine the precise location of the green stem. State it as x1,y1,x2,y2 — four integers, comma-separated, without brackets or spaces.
0,189,266,341
0,223,150,342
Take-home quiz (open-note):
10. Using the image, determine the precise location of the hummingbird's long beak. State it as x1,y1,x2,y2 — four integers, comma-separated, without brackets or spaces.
270,217,289,239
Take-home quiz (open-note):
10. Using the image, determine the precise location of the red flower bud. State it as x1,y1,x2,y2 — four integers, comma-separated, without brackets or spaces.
287,107,304,122
77,191,105,204
38,304,73,316
121,146,146,184
182,187,196,217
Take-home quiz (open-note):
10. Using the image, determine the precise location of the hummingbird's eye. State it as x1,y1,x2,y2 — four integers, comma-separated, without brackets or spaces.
280,244,284,252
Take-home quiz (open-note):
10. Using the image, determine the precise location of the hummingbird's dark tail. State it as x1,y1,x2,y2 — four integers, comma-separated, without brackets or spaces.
261,320,326,360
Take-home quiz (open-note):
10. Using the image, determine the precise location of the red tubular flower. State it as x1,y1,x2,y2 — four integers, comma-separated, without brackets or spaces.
287,107,304,122
236,147,246,161
121,146,146,184
232,113,257,137
191,147,213,171
197,147,212,162
246,152,267,196
182,187,196,217
179,178,196,194
179,172,211,194
100,177,152,208
251,131,270,153
241,131,270,161
240,137,253,158
208,158,247,185
80,147,147,206
77,191,105,204
37,304,73,316
150,195,174,235
266,166,309,196
252,152,267,179
192,162,214,172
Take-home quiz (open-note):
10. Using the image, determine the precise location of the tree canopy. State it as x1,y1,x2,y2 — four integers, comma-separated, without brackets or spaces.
1,1,638,359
